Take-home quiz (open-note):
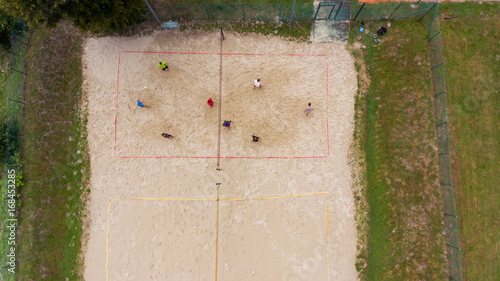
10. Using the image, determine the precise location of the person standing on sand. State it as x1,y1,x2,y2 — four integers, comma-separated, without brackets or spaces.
158,61,169,71
304,103,313,116
223,120,231,128
254,79,262,89
137,99,151,108
207,98,214,107
252,135,260,142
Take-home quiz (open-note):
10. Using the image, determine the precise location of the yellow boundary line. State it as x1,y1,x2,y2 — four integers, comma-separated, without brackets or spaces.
106,192,330,280
106,200,111,281
326,192,330,281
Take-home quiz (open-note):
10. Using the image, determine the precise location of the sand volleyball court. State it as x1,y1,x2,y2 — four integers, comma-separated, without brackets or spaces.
83,29,358,281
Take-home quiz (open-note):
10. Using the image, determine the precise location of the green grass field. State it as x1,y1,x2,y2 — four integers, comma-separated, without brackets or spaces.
16,22,89,280
351,3,499,281
0,40,8,271
145,0,314,27
439,3,499,280
0,46,8,163
348,19,447,280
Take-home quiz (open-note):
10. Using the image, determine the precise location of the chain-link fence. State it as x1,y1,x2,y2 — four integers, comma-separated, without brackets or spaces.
1,18,27,281
349,1,436,21
144,1,438,25
145,1,315,23
421,3,462,281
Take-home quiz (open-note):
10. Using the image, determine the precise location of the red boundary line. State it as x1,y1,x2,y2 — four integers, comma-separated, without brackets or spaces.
120,50,327,57
114,53,121,155
114,52,330,159
326,63,330,156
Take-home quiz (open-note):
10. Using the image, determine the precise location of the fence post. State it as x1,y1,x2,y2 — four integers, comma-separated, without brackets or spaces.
9,67,26,76
328,4,336,19
11,36,27,46
431,61,445,70
242,3,245,21
144,0,162,26
334,3,343,20
426,3,438,38
204,3,211,21
429,31,441,42
420,2,437,20
289,0,297,27
353,3,365,21
8,99,25,105
314,3,321,20
388,3,403,20
165,3,176,21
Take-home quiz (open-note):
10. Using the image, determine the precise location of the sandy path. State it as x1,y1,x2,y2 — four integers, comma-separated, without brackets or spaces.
82,29,358,281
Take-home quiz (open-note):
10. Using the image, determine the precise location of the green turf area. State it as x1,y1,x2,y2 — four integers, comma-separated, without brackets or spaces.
348,20,447,280
439,3,500,280
180,21,312,42
16,22,89,280
145,0,314,26
0,47,8,164
0,38,8,271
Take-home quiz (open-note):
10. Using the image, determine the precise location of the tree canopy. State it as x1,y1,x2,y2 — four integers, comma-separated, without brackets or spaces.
2,0,145,32
0,9,13,47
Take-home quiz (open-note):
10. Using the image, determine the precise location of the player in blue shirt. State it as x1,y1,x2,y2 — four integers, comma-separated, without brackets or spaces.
137,99,151,108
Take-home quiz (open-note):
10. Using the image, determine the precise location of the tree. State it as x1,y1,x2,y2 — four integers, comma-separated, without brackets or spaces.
2,0,65,27
67,0,145,32
0,9,13,48
2,0,145,32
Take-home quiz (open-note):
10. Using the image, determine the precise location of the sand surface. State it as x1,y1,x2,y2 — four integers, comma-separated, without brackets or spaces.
82,29,358,281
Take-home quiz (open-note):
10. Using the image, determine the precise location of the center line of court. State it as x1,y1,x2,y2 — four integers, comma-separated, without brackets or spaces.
216,31,223,167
